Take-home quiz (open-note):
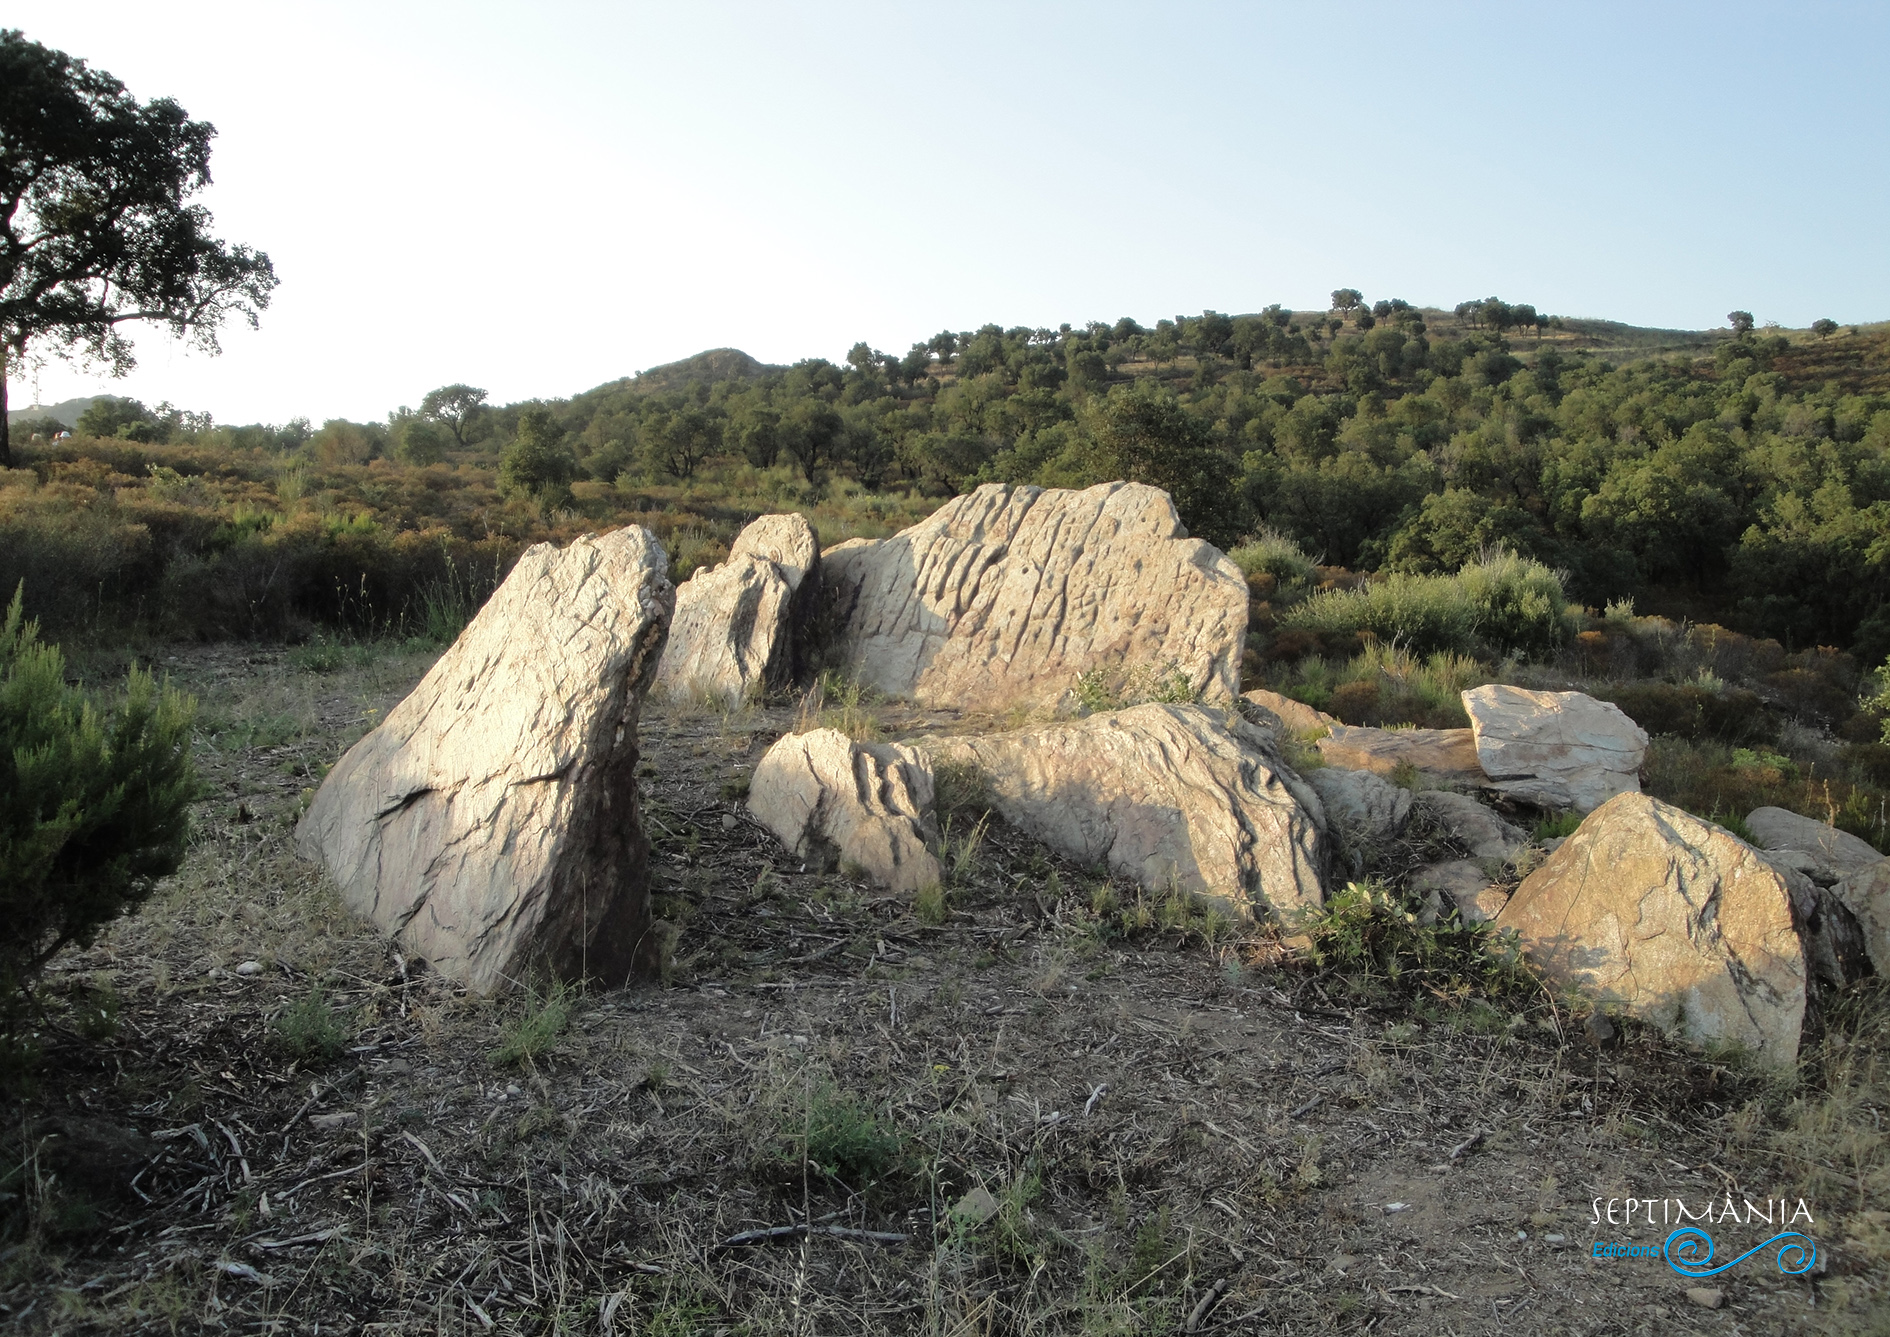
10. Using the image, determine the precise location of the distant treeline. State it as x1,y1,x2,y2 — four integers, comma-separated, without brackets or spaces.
4,296,1886,654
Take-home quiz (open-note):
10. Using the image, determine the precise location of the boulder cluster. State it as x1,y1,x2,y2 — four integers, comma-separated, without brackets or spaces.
297,481,1884,1072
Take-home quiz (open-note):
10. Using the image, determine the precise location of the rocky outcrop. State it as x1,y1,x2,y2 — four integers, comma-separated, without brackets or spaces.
747,729,941,893
823,482,1246,714
920,704,1326,921
653,513,820,706
1307,768,1411,843
1462,686,1647,812
298,528,673,993
1316,724,1485,786
1496,793,1806,1068
1239,689,1335,738
1412,790,1528,860
1410,860,1509,925
1745,806,1886,885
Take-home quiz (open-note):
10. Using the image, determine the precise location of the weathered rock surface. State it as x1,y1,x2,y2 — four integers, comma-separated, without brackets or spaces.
1496,793,1806,1068
1410,860,1509,924
1307,767,1411,843
1413,789,1528,860
1316,724,1485,786
653,513,820,705
1831,861,1890,978
1745,806,1886,885
823,482,1247,713
1462,686,1648,812
747,729,941,893
1240,689,1335,738
298,528,673,992
920,704,1325,921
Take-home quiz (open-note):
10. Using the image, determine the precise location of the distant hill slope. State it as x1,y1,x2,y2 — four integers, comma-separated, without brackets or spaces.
7,395,99,428
634,348,781,394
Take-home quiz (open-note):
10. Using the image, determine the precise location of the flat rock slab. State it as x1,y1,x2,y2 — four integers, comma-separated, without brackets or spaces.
1240,689,1336,738
1496,793,1805,1069
1316,725,1485,786
654,513,820,706
1745,806,1886,885
824,482,1246,713
1463,685,1647,812
921,704,1326,922
747,729,941,894
298,528,673,993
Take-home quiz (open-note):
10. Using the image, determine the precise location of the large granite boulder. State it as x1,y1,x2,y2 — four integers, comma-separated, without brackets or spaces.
1462,686,1647,812
298,528,673,992
653,513,820,706
919,704,1326,921
747,729,941,893
823,482,1246,714
1412,790,1528,860
1496,793,1806,1068
1316,724,1486,786
1745,806,1886,886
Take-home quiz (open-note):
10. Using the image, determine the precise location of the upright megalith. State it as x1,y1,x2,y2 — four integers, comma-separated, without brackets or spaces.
823,482,1247,714
653,513,821,706
297,528,674,993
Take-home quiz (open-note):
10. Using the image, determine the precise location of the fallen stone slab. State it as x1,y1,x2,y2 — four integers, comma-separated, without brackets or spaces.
1745,806,1886,886
1496,793,1805,1069
1412,790,1528,861
654,513,820,706
298,528,673,992
1240,689,1336,738
747,728,941,894
1462,685,1647,812
920,704,1326,922
1316,724,1485,786
823,482,1247,713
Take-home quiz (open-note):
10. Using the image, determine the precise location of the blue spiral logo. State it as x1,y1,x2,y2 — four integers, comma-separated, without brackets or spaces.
1664,1228,1816,1277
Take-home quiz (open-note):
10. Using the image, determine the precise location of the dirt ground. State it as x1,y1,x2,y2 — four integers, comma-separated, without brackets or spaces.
3,644,1886,1335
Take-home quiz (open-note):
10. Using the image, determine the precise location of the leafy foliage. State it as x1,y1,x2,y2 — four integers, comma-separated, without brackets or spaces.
1279,551,1574,659
0,586,196,1010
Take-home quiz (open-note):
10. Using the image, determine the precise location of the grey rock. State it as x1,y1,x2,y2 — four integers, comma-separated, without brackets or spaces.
748,729,941,893
1412,789,1529,860
1239,689,1336,738
298,528,673,993
1745,806,1886,885
1462,686,1648,812
653,513,820,705
1409,860,1509,924
1307,767,1411,842
1316,725,1486,786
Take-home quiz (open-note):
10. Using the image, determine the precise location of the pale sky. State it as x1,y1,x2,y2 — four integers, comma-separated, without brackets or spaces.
9,2,1889,426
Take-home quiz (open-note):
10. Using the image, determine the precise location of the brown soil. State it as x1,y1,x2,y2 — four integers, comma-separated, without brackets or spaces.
3,645,1884,1334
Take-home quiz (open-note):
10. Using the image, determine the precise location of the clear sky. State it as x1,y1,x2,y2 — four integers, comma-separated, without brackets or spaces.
9,2,1889,426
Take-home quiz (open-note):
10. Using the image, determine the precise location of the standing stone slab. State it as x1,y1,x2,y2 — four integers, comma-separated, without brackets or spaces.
747,729,941,893
653,513,820,706
297,528,674,993
1462,685,1647,812
824,482,1246,713
920,704,1325,921
1496,793,1806,1068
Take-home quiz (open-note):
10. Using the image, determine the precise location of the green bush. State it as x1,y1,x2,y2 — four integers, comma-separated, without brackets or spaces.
0,586,196,1015
271,987,352,1065
1604,683,1777,744
1227,528,1316,587
1297,880,1531,999
1277,551,1573,660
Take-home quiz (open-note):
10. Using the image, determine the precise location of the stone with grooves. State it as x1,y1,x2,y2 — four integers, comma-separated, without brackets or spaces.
1745,806,1886,886
653,513,820,705
297,529,673,993
823,482,1246,713
1462,686,1647,812
1307,768,1411,843
920,704,1325,921
1316,725,1485,786
1496,793,1805,1068
1413,790,1528,860
1240,689,1335,738
747,729,941,893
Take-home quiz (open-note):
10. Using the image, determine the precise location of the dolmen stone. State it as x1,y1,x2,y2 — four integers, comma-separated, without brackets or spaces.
1744,806,1886,886
920,704,1326,922
1462,685,1647,812
1316,724,1485,786
747,729,941,893
298,528,673,992
823,482,1247,713
1496,793,1806,1069
653,513,820,706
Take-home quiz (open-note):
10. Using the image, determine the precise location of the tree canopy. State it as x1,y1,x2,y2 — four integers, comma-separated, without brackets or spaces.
0,29,276,464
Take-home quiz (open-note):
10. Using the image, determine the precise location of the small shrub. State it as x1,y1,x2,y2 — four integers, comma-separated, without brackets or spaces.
1533,812,1583,841
932,759,988,821
1227,529,1315,588
914,884,948,926
489,979,575,1067
794,1085,906,1186
1297,880,1532,999
272,988,351,1065
1279,551,1573,660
